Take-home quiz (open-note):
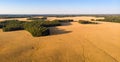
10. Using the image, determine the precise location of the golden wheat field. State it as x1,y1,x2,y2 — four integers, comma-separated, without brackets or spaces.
0,16,120,62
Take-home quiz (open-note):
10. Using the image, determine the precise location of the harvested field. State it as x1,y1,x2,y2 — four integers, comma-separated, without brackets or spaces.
47,16,104,21
0,18,120,62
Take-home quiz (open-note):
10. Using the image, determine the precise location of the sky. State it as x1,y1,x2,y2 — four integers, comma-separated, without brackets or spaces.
0,0,119,14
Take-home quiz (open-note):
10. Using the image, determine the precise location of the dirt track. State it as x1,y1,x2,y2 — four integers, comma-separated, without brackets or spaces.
0,21,120,62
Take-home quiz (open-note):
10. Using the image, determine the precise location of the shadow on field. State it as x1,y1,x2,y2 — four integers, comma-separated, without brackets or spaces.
49,27,72,35
61,22,72,26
